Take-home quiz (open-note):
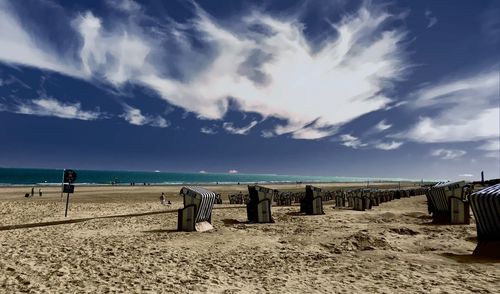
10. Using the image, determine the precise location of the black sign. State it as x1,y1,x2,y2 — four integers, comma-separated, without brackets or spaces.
63,184,75,194
64,169,77,183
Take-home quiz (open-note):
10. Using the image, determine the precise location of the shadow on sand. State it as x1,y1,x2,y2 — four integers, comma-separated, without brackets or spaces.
0,205,247,232
440,253,500,263
142,229,179,234
222,219,247,226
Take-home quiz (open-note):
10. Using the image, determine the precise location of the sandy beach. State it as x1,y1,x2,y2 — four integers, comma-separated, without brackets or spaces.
0,184,499,293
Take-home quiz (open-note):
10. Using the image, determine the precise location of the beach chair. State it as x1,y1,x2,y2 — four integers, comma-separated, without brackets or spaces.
469,184,500,257
428,181,470,224
300,185,324,215
335,191,345,208
177,186,217,232
247,185,275,223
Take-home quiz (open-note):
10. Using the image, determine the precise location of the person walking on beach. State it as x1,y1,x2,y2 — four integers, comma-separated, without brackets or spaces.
31,187,34,197
160,192,166,205
38,188,42,197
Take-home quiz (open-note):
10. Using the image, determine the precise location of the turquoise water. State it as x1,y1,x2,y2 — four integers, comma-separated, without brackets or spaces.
0,167,421,185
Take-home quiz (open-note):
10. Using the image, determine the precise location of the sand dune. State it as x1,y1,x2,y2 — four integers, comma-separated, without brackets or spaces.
0,185,498,293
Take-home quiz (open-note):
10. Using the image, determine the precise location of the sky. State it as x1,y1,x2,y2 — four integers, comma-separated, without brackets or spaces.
0,0,499,180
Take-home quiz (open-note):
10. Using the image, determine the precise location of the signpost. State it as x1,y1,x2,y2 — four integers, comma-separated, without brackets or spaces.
61,169,77,217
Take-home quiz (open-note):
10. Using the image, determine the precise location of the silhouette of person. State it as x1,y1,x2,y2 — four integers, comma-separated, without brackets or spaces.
31,187,34,197
39,189,42,197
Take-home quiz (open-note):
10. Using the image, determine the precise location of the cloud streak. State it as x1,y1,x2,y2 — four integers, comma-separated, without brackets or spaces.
431,149,466,160
14,98,104,120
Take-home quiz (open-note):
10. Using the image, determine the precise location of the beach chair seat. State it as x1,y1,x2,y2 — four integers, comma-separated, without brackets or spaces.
300,185,324,215
177,186,216,232
469,184,500,258
247,185,275,223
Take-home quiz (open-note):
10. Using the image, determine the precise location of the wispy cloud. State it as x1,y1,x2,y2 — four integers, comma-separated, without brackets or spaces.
339,134,366,149
120,104,169,128
0,1,409,139
0,0,82,77
431,148,466,160
374,141,403,150
397,69,499,144
374,120,392,132
425,9,438,28
200,126,217,135
14,98,104,120
478,139,500,158
222,121,258,135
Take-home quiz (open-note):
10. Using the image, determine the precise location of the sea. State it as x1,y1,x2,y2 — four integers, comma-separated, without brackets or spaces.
0,167,423,186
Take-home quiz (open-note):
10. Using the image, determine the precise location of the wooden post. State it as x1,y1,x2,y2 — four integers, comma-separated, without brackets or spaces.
481,171,484,184
65,191,70,217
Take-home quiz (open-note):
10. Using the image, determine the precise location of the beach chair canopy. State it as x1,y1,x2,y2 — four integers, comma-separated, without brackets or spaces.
180,186,217,223
429,180,466,212
470,184,500,241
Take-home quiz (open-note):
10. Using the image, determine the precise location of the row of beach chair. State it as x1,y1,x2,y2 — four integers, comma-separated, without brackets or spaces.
176,182,500,258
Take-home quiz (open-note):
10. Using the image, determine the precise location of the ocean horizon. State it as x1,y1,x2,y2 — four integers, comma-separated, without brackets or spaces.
0,167,430,186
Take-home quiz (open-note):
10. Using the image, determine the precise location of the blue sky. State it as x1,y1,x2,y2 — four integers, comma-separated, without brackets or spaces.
0,0,499,180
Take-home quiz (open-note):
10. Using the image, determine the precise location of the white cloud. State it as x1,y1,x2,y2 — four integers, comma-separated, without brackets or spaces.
425,9,438,28
0,0,82,77
479,139,500,158
374,119,392,132
15,98,103,120
431,148,466,160
223,120,258,135
199,170,207,174
339,134,366,149
374,141,403,150
0,1,409,140
399,70,500,143
75,11,151,85
120,104,169,128
200,126,217,135
106,0,141,13
228,169,238,174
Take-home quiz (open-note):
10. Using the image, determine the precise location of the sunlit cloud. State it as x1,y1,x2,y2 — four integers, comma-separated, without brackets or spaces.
0,1,409,138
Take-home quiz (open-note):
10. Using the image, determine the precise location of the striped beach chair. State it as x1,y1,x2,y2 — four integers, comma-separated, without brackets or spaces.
247,185,275,223
300,185,324,215
177,186,216,232
469,184,500,258
428,181,470,224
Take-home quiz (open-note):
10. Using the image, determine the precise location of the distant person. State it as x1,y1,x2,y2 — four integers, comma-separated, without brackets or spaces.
167,200,172,207
160,192,166,205
31,187,34,197
39,188,42,197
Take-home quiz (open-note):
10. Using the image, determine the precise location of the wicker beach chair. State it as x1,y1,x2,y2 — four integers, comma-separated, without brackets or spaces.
469,184,500,258
428,181,470,224
247,185,275,223
300,185,324,215
177,186,217,232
